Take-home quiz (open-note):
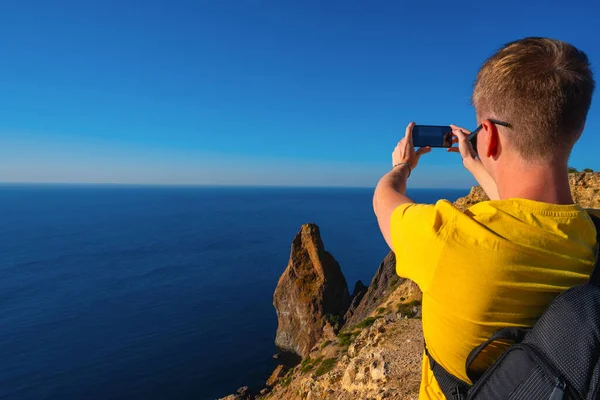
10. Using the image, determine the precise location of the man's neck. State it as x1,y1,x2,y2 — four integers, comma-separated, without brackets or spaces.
495,159,574,205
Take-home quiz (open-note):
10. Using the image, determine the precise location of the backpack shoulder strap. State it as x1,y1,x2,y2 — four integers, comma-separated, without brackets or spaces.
425,345,471,400
587,214,600,286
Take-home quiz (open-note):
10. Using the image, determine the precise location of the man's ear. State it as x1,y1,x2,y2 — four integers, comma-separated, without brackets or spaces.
481,120,500,159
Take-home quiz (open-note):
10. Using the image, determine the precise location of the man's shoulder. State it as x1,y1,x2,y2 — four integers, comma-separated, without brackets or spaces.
461,200,596,247
466,198,592,218
394,198,495,230
393,199,460,220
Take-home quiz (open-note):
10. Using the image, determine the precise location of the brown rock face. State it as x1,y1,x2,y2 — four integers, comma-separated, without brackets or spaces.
454,185,489,211
569,172,600,208
266,365,285,387
273,223,350,358
344,252,410,327
345,280,368,322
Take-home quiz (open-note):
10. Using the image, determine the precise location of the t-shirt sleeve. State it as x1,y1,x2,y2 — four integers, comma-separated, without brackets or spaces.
390,199,455,291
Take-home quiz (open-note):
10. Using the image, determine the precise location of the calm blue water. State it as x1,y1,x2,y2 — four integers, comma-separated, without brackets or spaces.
0,185,467,400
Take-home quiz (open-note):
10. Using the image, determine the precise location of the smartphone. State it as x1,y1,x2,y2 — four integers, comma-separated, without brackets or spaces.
412,125,453,148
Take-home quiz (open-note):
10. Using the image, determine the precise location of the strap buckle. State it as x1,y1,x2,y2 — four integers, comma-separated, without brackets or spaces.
450,387,466,400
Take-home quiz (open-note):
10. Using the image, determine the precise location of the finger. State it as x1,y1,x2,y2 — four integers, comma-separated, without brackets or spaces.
405,122,415,144
452,128,469,142
451,137,458,145
452,130,469,141
447,147,460,153
450,124,470,134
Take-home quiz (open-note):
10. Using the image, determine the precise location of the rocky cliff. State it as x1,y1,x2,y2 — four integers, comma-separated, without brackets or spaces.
252,278,424,400
568,172,600,208
273,223,350,358
344,252,420,327
453,185,487,211
220,172,600,400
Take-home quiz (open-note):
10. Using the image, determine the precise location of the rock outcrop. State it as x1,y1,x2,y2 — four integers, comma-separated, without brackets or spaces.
345,280,368,323
273,223,350,358
569,172,600,208
220,386,254,400
454,185,488,211
344,252,398,326
266,365,286,387
259,307,424,400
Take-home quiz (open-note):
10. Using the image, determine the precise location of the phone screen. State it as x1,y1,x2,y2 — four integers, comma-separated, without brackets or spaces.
412,125,452,148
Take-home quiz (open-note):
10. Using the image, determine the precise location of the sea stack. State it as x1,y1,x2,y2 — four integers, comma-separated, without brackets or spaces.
273,223,350,358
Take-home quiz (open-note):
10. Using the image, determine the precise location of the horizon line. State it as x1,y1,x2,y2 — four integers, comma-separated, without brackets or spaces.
0,181,473,190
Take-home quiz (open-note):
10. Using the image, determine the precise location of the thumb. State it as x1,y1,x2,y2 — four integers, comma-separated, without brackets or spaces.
405,122,415,145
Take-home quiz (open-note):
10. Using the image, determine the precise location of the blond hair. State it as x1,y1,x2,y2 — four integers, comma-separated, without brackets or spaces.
472,37,595,160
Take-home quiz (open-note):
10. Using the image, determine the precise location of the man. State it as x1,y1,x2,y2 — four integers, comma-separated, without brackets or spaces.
373,37,596,399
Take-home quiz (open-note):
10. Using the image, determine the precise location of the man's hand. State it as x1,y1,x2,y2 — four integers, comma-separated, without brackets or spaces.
447,124,479,170
448,124,500,200
393,122,431,169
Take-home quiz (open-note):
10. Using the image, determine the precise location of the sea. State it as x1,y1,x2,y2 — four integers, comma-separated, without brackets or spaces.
0,185,468,400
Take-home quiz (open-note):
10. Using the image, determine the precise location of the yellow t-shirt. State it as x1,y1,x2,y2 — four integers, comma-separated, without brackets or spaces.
390,198,599,400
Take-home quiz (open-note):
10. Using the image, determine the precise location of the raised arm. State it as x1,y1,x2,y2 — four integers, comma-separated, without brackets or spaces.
373,122,431,251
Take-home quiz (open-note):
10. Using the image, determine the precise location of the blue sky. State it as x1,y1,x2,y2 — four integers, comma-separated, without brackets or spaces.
0,1,599,187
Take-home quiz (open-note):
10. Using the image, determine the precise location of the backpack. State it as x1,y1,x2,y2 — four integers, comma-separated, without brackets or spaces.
426,214,600,400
